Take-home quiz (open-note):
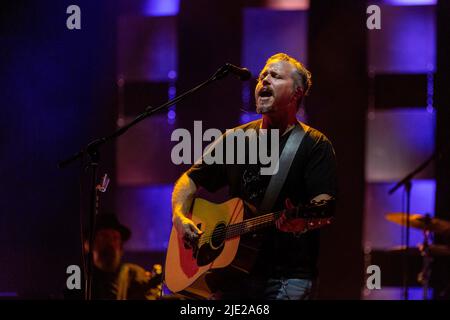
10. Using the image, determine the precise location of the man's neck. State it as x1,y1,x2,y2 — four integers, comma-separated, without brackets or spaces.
261,113,298,135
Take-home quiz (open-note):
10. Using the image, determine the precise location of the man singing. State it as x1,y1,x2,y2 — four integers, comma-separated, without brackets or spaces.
171,53,337,300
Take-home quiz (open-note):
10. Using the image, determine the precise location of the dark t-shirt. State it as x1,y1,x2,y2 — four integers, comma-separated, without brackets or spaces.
187,119,337,280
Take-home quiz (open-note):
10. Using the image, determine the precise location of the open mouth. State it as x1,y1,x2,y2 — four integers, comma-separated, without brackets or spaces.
258,88,273,98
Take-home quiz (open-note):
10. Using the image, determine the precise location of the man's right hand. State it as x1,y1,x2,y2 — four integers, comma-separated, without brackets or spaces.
173,215,203,249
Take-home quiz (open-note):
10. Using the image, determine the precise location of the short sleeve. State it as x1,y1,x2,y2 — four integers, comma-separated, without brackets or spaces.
303,135,337,201
186,135,228,193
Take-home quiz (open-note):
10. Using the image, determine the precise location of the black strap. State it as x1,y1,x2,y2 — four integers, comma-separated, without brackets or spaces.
259,124,307,213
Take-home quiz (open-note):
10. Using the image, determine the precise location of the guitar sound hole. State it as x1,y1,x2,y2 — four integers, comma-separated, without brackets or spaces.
211,223,226,248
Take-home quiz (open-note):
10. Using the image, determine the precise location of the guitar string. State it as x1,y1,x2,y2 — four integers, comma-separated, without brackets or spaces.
198,218,275,246
197,215,331,246
197,213,280,245
195,207,312,245
195,201,330,246
198,215,276,245
196,207,329,246
198,220,275,246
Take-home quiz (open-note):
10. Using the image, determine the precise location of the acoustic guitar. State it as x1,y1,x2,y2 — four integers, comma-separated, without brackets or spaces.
164,197,333,298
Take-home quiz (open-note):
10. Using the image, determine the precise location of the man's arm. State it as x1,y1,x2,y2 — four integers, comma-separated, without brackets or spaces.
276,134,337,233
172,173,203,248
276,194,334,233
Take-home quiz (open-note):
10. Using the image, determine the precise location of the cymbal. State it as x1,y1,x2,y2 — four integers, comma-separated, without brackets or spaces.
385,213,450,235
387,244,450,257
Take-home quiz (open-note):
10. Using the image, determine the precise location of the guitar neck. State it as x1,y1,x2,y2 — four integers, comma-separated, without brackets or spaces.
223,199,333,240
224,211,282,240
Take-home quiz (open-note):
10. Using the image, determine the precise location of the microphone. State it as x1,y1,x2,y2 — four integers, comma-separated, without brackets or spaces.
224,63,252,81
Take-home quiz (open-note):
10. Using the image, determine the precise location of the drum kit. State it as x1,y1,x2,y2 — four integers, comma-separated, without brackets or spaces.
384,212,450,299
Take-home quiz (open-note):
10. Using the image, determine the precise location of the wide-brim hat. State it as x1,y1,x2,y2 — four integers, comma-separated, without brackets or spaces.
94,213,131,242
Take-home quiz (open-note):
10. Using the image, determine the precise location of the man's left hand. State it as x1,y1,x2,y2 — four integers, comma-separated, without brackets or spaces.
275,198,307,233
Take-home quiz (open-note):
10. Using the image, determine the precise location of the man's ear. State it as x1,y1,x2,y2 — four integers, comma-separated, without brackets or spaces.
291,86,303,106
294,86,303,100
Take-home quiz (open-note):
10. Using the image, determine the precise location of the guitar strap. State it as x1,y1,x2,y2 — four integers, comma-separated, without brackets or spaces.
258,123,308,214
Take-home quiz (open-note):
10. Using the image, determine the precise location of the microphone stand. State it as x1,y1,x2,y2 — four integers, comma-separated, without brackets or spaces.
58,64,241,300
388,150,437,300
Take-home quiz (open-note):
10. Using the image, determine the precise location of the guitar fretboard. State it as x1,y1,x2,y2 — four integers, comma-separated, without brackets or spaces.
200,199,333,245
224,211,282,240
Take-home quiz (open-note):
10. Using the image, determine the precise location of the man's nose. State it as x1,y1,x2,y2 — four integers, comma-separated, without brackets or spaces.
262,75,271,85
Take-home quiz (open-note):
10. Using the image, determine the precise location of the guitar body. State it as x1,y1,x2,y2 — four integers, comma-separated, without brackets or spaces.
165,197,245,297
165,196,333,298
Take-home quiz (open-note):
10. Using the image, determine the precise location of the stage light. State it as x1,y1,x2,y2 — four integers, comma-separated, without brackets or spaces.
265,0,309,10
384,0,436,5
143,0,179,16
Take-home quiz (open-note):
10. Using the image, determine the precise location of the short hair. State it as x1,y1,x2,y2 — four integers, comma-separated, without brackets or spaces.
265,53,312,97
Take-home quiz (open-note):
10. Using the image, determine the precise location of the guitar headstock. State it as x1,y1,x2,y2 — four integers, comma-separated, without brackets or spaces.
286,198,335,220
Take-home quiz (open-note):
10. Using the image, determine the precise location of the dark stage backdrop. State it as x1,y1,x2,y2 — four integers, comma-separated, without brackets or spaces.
0,0,371,299
0,0,118,298
434,0,450,300
307,0,367,299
